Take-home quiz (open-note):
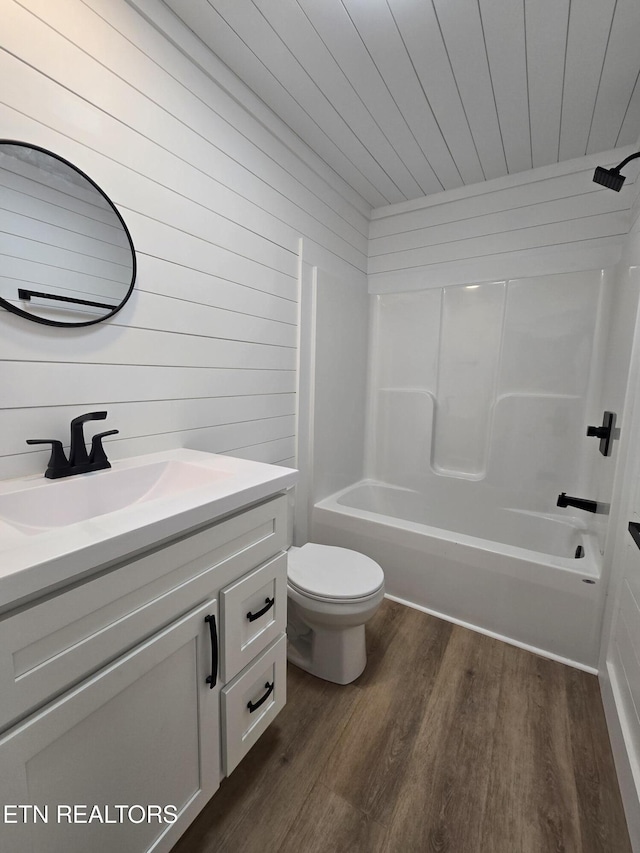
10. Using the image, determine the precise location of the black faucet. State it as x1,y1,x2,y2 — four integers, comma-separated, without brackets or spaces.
69,412,107,467
557,492,598,513
27,411,119,479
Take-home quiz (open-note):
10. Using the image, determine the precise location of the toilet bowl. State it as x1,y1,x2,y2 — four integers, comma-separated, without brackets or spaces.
286,543,385,685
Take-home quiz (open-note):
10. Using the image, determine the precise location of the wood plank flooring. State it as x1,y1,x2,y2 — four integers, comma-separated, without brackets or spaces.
171,599,631,853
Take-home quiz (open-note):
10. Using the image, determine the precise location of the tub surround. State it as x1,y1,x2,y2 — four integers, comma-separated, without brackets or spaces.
368,270,605,513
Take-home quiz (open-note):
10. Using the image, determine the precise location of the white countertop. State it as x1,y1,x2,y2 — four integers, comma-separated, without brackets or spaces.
0,449,297,611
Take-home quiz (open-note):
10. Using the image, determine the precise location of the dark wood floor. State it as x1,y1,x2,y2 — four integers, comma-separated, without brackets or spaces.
172,599,631,853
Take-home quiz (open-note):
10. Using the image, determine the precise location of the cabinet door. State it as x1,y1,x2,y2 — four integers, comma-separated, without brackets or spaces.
0,599,220,853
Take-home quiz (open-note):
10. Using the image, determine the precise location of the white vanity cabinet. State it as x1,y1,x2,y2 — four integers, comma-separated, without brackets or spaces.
0,493,289,853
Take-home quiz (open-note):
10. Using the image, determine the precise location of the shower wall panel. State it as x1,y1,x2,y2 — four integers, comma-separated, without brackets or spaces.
368,270,604,510
375,289,441,388
433,281,505,477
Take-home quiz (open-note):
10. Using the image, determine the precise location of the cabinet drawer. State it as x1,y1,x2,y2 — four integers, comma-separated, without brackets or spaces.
221,634,287,776
0,496,287,731
221,552,287,682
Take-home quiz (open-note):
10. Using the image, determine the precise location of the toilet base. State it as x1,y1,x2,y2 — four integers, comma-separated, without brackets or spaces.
287,622,367,685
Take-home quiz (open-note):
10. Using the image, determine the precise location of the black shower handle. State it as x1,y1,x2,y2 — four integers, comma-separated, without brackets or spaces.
586,411,616,456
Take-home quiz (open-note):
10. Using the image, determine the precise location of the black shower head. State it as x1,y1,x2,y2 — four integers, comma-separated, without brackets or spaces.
593,166,625,191
593,151,640,191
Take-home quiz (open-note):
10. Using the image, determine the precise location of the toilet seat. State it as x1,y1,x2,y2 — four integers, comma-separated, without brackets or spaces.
287,578,383,605
288,543,384,601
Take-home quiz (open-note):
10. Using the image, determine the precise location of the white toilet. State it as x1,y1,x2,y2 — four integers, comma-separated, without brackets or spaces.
286,543,385,685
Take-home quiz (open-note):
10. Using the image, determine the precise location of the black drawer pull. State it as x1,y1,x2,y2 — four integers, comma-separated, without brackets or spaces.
247,681,274,713
204,614,218,689
247,597,275,622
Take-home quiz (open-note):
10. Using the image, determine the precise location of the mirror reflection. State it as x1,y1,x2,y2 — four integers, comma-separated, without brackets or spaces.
0,141,136,327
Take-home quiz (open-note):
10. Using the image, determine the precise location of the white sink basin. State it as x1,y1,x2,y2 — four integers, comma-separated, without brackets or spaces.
0,449,297,611
0,460,231,533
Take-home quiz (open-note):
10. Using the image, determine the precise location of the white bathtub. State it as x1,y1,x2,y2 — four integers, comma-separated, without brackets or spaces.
312,481,604,670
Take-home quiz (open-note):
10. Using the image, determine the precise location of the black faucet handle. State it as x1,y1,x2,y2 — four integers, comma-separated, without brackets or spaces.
26,439,69,479
89,430,119,468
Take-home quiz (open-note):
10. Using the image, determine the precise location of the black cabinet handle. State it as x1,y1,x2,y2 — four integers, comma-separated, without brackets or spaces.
205,614,218,689
247,681,274,713
247,597,275,622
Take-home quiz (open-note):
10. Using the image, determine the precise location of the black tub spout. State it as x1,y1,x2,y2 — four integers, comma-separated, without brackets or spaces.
557,492,598,513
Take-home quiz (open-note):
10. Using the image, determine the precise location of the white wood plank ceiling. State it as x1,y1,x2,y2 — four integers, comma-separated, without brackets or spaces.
163,0,640,208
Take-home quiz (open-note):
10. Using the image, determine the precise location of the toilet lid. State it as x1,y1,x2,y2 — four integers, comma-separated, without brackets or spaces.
288,543,384,600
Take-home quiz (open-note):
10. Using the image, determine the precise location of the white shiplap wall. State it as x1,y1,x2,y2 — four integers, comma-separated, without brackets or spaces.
368,148,638,292
598,173,640,848
0,0,368,481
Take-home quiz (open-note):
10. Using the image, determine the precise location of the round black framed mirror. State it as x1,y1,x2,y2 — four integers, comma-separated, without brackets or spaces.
0,140,136,328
